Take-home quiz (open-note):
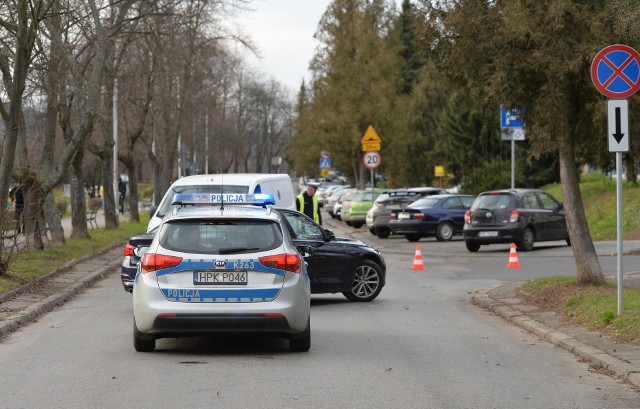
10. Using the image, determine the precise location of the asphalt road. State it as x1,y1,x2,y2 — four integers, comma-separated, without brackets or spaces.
0,213,639,408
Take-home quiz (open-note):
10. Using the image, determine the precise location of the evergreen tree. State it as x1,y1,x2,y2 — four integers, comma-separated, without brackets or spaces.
299,0,400,187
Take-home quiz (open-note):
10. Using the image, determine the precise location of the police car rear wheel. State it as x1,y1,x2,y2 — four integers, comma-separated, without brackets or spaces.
133,320,155,352
343,260,383,302
290,317,311,352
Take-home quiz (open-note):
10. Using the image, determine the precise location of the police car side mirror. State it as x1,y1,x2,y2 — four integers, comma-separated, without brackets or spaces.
297,245,316,258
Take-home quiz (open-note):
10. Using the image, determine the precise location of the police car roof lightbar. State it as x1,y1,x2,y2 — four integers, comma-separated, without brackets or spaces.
172,193,275,207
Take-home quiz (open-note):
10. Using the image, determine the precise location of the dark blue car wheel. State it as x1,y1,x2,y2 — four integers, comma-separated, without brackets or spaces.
436,222,454,241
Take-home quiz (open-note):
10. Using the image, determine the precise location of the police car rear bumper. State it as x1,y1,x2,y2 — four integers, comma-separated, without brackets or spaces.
133,271,311,336
152,313,292,335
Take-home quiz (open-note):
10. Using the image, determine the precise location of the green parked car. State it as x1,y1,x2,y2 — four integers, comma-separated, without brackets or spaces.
341,189,386,228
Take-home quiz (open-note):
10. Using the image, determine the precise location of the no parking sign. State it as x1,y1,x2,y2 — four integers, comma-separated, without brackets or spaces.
591,44,640,99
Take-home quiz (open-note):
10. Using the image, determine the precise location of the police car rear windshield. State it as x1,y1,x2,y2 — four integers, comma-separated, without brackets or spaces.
159,220,283,254
157,185,248,217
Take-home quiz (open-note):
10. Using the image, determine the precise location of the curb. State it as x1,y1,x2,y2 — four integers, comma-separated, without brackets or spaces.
472,286,640,389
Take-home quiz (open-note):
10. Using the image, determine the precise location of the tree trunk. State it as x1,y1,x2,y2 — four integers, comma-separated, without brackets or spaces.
22,185,45,250
43,190,65,246
70,150,89,239
124,158,140,222
101,150,119,229
559,133,605,285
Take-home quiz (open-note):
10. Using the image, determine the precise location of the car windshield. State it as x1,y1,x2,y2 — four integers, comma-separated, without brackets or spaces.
156,185,249,217
159,219,282,254
471,193,515,211
408,197,440,208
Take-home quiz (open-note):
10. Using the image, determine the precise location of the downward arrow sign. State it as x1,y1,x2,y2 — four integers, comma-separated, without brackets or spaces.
612,107,625,143
608,100,629,152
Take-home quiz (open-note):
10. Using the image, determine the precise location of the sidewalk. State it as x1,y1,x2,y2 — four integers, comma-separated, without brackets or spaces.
473,281,640,389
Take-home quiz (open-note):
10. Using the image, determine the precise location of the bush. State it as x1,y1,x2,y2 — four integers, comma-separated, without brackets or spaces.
88,197,102,209
461,160,511,195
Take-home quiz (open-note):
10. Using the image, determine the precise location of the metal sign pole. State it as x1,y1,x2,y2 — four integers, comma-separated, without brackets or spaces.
511,139,515,189
370,169,374,195
616,151,624,315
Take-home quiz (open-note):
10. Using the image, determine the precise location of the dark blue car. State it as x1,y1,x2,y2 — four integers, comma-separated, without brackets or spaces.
388,194,475,242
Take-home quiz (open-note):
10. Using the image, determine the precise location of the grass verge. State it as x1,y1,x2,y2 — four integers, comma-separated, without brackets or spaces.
521,276,640,346
0,215,149,294
543,172,640,241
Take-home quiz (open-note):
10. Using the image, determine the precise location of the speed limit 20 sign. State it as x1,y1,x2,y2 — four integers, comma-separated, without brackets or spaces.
362,151,381,169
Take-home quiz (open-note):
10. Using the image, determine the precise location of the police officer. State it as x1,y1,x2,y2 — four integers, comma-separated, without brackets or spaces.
296,182,322,225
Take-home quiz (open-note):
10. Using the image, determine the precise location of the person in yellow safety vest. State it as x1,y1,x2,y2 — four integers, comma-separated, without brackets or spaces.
296,182,322,225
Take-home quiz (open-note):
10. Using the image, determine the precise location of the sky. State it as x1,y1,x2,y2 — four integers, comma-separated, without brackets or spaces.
235,0,333,92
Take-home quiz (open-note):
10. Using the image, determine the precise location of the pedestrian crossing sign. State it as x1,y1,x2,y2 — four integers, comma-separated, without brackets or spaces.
319,158,331,169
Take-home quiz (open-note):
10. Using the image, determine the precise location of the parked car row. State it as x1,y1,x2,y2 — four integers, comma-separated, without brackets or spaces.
367,187,448,238
389,194,476,242
329,186,570,253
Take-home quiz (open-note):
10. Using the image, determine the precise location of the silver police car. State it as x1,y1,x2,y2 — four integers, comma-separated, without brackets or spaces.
132,193,312,352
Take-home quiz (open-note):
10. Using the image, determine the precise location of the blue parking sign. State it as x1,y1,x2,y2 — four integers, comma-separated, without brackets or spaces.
500,106,524,129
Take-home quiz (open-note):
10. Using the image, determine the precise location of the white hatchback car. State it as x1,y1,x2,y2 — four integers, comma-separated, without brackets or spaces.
133,193,312,352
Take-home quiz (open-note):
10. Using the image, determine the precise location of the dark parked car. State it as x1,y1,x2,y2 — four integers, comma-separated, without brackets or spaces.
462,189,569,252
389,194,475,242
121,229,155,292
367,187,448,238
121,209,386,302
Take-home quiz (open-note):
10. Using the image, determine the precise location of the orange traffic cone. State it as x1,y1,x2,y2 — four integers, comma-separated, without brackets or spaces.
506,243,521,268
412,245,425,271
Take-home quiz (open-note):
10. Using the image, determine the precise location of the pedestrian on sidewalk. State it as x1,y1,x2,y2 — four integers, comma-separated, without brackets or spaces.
118,177,126,214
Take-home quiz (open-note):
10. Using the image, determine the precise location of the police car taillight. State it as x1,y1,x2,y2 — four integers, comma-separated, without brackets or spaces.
140,253,183,273
124,243,135,256
259,254,301,273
